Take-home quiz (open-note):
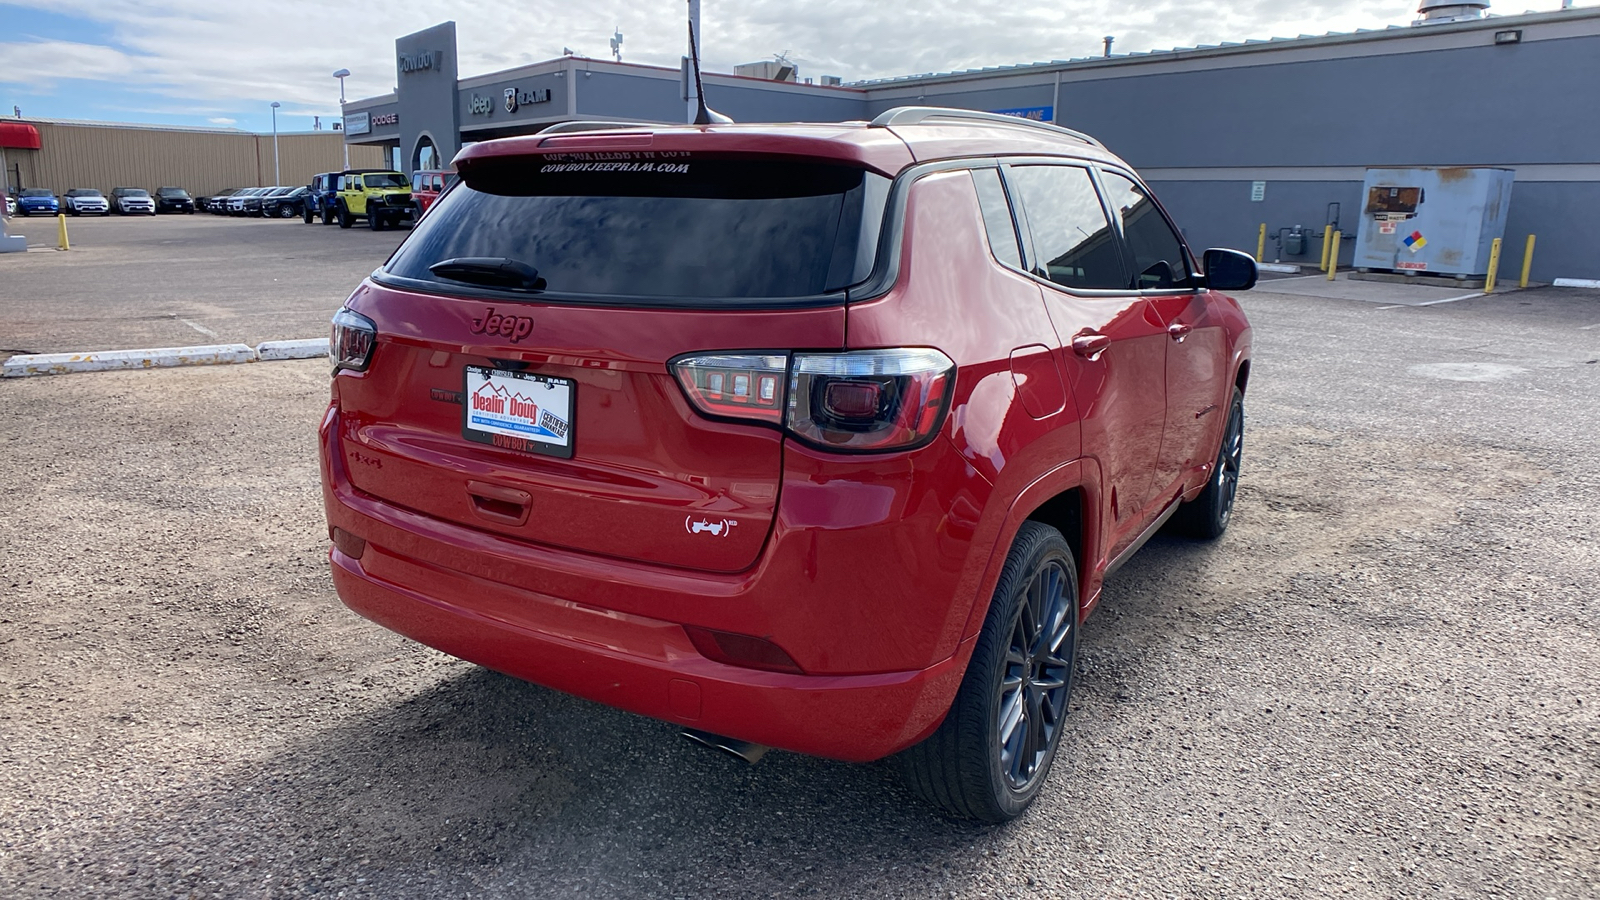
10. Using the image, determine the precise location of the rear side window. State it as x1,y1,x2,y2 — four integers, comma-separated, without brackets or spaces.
1100,171,1193,290
1006,165,1127,291
971,168,1022,269
385,158,891,305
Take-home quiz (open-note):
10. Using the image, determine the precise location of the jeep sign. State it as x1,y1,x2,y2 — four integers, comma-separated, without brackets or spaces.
469,93,494,116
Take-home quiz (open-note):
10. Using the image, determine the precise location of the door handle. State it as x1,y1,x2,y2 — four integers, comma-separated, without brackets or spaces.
466,480,532,526
1072,333,1111,360
1167,321,1193,342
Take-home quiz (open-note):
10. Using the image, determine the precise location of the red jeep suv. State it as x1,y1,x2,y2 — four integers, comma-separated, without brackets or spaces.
321,107,1255,822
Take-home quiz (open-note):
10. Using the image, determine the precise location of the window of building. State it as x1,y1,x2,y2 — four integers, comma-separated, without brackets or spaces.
1006,165,1127,291
414,137,439,172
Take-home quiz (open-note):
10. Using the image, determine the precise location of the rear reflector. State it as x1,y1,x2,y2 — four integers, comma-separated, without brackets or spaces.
330,527,367,560
684,626,805,674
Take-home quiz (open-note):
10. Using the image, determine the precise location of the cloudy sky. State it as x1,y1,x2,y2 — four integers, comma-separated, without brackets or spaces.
0,1,1583,132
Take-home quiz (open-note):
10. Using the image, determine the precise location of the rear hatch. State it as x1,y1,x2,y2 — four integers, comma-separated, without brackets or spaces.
334,146,893,573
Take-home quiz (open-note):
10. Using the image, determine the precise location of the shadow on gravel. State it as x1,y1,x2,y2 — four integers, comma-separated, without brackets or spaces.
54,542,1212,899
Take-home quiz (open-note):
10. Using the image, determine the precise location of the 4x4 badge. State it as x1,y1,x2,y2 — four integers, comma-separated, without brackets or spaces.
469,307,535,343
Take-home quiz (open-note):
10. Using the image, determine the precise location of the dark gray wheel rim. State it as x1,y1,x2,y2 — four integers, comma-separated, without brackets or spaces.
996,558,1074,791
1216,402,1244,526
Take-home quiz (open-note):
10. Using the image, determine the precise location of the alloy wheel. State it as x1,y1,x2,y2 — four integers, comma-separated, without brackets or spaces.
995,558,1075,791
1216,403,1243,526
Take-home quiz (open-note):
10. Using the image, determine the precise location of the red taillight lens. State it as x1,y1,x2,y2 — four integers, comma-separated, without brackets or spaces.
671,354,788,425
330,307,377,374
684,626,805,674
788,349,955,452
671,348,955,453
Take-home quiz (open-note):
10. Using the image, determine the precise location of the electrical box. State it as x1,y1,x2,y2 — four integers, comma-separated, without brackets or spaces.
1353,167,1513,277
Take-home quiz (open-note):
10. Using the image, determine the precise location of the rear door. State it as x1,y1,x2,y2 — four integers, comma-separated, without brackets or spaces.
334,156,887,573
1005,163,1170,555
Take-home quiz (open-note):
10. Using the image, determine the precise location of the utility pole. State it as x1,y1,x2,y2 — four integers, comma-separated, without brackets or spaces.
334,69,351,169
270,102,281,185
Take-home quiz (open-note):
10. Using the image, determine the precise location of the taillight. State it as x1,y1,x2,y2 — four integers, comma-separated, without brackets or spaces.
671,354,788,425
330,307,377,374
671,349,955,453
788,349,955,451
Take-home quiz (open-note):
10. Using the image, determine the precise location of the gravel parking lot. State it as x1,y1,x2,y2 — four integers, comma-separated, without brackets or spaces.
2,224,1597,898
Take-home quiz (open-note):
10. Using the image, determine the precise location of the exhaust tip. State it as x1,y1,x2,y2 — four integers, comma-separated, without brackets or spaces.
681,728,770,765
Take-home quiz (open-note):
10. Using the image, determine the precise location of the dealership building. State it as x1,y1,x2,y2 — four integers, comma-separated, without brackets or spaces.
344,5,1600,282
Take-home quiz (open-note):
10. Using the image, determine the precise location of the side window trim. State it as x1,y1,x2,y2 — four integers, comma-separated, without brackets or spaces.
998,160,1142,299
1095,164,1202,295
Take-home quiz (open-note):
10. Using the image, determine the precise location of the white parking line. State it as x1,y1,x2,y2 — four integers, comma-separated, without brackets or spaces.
179,318,219,338
1377,292,1489,311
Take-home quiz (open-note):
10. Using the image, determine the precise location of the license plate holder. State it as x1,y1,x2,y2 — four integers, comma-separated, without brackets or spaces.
462,366,575,459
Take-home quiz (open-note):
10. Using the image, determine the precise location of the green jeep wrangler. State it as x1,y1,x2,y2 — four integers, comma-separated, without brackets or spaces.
334,171,414,231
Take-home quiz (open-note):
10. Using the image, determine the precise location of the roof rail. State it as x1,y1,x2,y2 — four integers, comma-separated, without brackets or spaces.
537,120,655,136
868,106,1103,148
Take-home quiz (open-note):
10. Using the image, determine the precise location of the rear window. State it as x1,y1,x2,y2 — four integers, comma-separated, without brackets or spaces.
383,157,890,306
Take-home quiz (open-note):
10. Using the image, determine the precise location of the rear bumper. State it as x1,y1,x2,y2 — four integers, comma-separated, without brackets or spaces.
330,542,969,761
320,404,987,761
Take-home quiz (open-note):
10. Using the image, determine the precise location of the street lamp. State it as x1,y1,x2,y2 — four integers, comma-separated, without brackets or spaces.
270,101,281,185
333,69,351,169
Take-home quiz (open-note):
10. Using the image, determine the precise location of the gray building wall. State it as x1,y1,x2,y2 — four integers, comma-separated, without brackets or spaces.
860,11,1600,280
346,10,1600,280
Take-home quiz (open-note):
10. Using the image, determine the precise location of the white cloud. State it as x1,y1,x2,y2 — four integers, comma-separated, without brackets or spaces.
207,116,236,125
0,1,1578,118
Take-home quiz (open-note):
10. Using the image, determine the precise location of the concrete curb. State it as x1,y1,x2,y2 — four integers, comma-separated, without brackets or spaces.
1257,263,1302,274
1552,278,1600,289
258,338,331,361
2,339,329,378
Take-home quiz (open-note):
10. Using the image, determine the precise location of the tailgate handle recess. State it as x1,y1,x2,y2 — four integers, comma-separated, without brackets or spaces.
467,481,532,526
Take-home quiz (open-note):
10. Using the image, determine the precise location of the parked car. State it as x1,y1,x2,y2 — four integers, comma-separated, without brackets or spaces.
15,188,58,216
4,194,13,217
333,170,413,230
306,170,386,225
62,188,110,216
110,187,157,215
154,187,196,214
320,109,1257,822
258,186,307,218
202,187,245,213
410,169,454,217
225,187,269,216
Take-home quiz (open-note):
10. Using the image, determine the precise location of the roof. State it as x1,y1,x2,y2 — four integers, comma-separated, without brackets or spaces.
456,113,1124,177
12,115,250,134
848,6,1600,87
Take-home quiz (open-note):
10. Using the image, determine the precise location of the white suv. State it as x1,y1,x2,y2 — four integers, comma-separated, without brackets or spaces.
63,189,110,216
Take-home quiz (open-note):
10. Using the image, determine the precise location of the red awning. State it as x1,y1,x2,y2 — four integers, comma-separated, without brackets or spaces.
0,122,41,150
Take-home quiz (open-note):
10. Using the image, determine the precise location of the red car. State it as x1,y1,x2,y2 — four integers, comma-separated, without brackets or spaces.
409,168,454,216
322,108,1255,822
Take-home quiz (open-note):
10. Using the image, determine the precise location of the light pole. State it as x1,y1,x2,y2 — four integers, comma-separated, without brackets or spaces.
270,101,281,185
333,68,351,169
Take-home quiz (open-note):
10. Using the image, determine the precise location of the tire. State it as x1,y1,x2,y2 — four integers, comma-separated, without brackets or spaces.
280,205,296,218
1167,387,1244,540
368,211,383,231
303,207,314,224
337,204,353,229
899,521,1079,823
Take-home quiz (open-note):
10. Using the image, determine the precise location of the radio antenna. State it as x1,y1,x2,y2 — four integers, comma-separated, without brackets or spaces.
688,19,731,125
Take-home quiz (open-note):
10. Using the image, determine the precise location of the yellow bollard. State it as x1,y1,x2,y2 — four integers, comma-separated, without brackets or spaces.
1519,234,1536,289
1326,231,1342,281
1485,237,1503,294
1319,227,1332,272
56,213,70,251
1256,223,1267,263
